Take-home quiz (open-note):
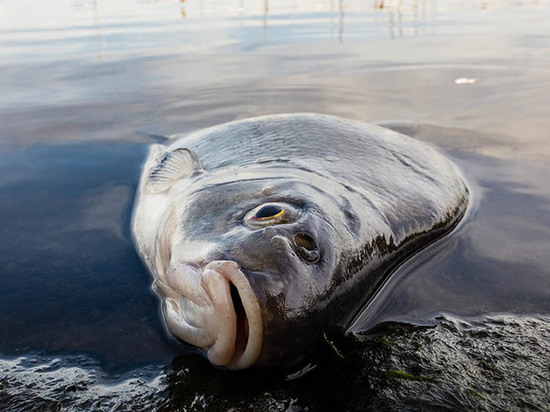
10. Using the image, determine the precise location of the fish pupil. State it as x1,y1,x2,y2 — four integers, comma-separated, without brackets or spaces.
255,204,283,219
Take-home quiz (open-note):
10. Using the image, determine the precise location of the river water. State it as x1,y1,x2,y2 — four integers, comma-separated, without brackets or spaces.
1,0,549,410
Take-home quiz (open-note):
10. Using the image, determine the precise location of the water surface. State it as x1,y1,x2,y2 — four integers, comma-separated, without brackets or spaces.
1,0,549,409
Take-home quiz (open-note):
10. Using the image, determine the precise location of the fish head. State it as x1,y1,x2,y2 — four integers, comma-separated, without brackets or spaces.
133,149,354,369
170,179,349,368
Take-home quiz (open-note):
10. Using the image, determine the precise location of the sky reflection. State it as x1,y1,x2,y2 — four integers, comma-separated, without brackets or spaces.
2,0,549,64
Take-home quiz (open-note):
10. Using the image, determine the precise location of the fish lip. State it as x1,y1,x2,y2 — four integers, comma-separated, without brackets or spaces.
162,260,263,370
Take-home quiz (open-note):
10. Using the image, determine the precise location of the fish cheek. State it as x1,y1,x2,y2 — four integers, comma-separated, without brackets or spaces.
255,261,337,367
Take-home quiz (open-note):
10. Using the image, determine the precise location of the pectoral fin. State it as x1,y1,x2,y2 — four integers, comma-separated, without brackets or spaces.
145,146,202,193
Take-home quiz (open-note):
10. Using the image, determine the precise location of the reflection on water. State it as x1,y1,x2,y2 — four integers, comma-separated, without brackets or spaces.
1,0,550,408
2,0,549,155
4,0,549,65
91,0,104,63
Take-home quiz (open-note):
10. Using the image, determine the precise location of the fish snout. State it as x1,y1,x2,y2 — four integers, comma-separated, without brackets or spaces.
164,260,263,370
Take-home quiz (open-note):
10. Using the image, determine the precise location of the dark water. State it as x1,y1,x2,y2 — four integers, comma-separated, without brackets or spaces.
2,315,550,410
1,0,550,410
0,142,182,370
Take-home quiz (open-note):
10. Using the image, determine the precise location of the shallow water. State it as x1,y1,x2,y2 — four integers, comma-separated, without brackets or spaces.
2,314,550,410
1,0,550,409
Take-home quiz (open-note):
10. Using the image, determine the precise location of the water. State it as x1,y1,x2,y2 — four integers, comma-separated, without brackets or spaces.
1,0,550,409
2,315,549,410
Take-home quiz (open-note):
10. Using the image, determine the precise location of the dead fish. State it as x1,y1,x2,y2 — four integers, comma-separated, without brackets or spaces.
131,113,469,370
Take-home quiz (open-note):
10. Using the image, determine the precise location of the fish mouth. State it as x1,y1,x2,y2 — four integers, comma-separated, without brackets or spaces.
162,260,263,369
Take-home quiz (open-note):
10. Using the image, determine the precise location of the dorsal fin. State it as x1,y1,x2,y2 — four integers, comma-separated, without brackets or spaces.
375,120,419,137
145,148,201,193
135,130,169,143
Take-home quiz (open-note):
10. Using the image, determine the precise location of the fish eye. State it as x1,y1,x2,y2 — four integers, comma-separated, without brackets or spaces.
245,202,297,227
255,204,284,220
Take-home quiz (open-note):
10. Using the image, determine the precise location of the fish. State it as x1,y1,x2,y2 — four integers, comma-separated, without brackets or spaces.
131,113,469,370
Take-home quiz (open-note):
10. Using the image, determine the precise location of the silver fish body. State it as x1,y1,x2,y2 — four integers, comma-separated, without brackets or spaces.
131,113,469,369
